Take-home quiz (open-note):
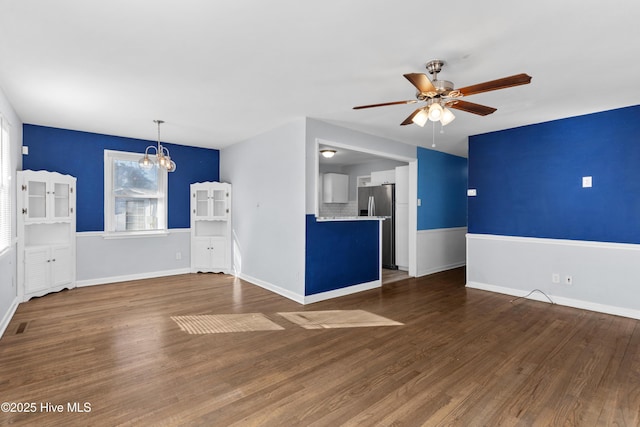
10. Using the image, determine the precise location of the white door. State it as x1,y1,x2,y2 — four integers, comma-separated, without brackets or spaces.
51,246,72,287
24,247,50,293
210,236,227,269
192,238,212,269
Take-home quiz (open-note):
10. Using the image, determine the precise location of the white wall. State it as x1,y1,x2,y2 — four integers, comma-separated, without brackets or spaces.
467,234,640,319
0,86,23,337
76,230,191,286
221,119,307,301
416,227,467,276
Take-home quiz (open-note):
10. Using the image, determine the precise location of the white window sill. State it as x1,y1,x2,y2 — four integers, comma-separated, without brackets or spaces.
102,230,170,240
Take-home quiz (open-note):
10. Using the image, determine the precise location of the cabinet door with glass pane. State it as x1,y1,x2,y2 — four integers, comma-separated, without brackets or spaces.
21,171,75,222
190,182,230,221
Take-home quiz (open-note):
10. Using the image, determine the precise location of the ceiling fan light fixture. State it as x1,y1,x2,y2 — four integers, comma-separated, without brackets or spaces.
428,103,443,121
440,107,456,126
320,149,336,158
412,108,429,127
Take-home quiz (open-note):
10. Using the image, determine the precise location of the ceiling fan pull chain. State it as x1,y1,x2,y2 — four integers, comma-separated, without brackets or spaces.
432,120,436,148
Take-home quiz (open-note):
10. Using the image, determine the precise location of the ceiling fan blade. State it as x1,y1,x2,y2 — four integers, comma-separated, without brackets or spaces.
353,100,417,110
457,73,532,96
403,73,436,94
449,100,497,116
400,108,423,126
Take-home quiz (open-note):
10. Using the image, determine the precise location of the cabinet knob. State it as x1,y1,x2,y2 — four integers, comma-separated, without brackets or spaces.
52,259,56,262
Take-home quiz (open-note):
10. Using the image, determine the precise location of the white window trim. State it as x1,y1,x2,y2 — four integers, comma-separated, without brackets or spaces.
103,149,168,238
0,115,11,254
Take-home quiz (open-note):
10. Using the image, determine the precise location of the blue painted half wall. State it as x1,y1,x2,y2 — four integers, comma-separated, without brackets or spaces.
22,124,220,232
417,147,468,230
305,215,379,296
468,105,640,244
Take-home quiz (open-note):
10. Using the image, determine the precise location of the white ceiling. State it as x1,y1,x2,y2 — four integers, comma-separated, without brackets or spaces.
1,0,639,157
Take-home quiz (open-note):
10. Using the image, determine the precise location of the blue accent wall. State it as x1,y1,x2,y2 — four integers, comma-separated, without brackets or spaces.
468,105,640,244
417,147,468,230
23,124,220,232
305,215,379,296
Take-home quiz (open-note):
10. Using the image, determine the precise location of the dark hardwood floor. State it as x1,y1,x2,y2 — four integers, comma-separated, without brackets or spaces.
1,268,639,426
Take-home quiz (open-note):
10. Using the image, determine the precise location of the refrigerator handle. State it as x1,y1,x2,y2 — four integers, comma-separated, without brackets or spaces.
368,195,375,216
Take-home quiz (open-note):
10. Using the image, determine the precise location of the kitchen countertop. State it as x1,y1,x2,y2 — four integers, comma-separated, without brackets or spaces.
316,216,390,222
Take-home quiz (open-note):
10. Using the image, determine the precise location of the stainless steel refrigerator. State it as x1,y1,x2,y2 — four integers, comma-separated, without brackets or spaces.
358,184,397,269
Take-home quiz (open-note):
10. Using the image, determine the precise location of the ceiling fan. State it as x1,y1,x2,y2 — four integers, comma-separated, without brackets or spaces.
353,60,532,127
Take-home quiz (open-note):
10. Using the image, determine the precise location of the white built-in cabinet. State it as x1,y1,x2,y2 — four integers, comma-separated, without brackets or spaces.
322,173,348,203
371,169,396,185
190,182,231,273
17,170,76,301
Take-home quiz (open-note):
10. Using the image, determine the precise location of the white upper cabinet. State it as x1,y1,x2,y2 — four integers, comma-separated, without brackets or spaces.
322,173,348,203
192,183,230,220
21,171,74,222
370,169,396,185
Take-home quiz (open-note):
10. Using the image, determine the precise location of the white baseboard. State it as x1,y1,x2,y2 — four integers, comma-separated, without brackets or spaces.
417,261,466,278
303,280,381,304
76,268,191,288
237,273,305,304
237,273,382,305
467,281,640,320
0,297,19,339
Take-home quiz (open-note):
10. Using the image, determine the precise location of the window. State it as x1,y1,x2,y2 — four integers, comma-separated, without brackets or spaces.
104,150,167,235
0,116,10,252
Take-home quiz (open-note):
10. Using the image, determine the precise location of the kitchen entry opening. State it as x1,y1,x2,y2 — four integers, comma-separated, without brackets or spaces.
317,143,412,275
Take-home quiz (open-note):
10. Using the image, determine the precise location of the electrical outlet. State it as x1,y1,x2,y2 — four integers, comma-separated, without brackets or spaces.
564,275,572,285
175,252,182,260
552,273,560,284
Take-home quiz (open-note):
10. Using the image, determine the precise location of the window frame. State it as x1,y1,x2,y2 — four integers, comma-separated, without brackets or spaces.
103,149,168,238
0,115,10,253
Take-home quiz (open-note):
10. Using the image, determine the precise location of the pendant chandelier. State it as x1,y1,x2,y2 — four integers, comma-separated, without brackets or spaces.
139,119,176,172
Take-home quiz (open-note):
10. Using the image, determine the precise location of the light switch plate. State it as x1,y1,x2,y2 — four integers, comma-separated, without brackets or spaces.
22,146,29,155
582,176,592,188
467,189,477,196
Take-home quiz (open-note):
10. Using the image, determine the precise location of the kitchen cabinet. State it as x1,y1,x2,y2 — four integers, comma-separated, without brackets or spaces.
17,170,76,301
323,173,348,203
370,169,395,185
190,182,231,273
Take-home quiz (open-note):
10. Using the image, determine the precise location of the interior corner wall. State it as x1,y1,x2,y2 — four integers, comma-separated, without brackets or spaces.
467,105,640,318
220,119,307,301
414,147,468,276
0,87,23,337
416,147,467,230
21,124,220,285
